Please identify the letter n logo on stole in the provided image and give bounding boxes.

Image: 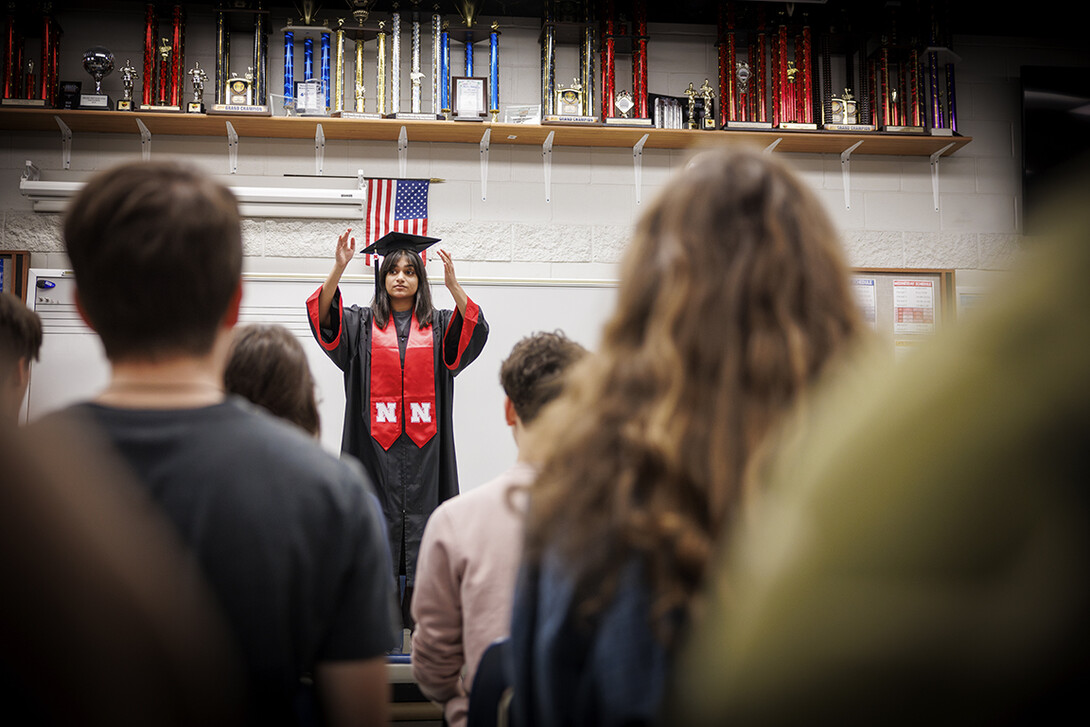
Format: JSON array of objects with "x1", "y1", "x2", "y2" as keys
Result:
[
  {"x1": 376, "y1": 402, "x2": 398, "y2": 424},
  {"x1": 409, "y1": 402, "x2": 432, "y2": 423}
]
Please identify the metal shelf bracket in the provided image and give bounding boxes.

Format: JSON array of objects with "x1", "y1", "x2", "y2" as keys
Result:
[
  {"x1": 54, "y1": 116, "x2": 71, "y2": 170},
  {"x1": 633, "y1": 133, "x2": 649, "y2": 205},
  {"x1": 398, "y1": 126, "x2": 408, "y2": 178},
  {"x1": 840, "y1": 140, "x2": 865, "y2": 209},
  {"x1": 543, "y1": 130, "x2": 555, "y2": 203},
  {"x1": 226, "y1": 121, "x2": 239, "y2": 175},
  {"x1": 136, "y1": 118, "x2": 151, "y2": 160},
  {"x1": 480, "y1": 128, "x2": 491, "y2": 201},
  {"x1": 929, "y1": 142, "x2": 956, "y2": 211}
]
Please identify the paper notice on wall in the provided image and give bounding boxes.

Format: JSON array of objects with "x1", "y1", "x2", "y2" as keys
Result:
[
  {"x1": 851, "y1": 277, "x2": 877, "y2": 329},
  {"x1": 893, "y1": 279, "x2": 935, "y2": 334}
]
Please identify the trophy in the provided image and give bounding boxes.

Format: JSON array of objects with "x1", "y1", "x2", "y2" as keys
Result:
[
  {"x1": 684, "y1": 81, "x2": 698, "y2": 129},
  {"x1": 79, "y1": 46, "x2": 114, "y2": 110},
  {"x1": 187, "y1": 61, "x2": 207, "y2": 113},
  {"x1": 139, "y1": 5, "x2": 184, "y2": 112},
  {"x1": 227, "y1": 67, "x2": 255, "y2": 106},
  {"x1": 209, "y1": 2, "x2": 271, "y2": 116},
  {"x1": 819, "y1": 27, "x2": 874, "y2": 132},
  {"x1": 556, "y1": 79, "x2": 582, "y2": 115},
  {"x1": 1, "y1": 6, "x2": 60, "y2": 108},
  {"x1": 699, "y1": 78, "x2": 716, "y2": 129},
  {"x1": 614, "y1": 90, "x2": 634, "y2": 118},
  {"x1": 545, "y1": 77, "x2": 597, "y2": 124},
  {"x1": 117, "y1": 59, "x2": 138, "y2": 110}
]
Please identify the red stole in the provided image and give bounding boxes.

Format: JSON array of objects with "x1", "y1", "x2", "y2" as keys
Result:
[{"x1": 370, "y1": 312, "x2": 437, "y2": 450}]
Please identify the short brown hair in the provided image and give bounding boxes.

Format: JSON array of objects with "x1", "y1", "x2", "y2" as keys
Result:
[
  {"x1": 63, "y1": 160, "x2": 242, "y2": 361},
  {"x1": 499, "y1": 330, "x2": 587, "y2": 426},
  {"x1": 224, "y1": 324, "x2": 320, "y2": 437},
  {"x1": 0, "y1": 292, "x2": 42, "y2": 374}
]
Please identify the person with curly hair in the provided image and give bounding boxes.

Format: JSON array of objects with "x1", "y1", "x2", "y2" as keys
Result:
[{"x1": 508, "y1": 147, "x2": 864, "y2": 727}]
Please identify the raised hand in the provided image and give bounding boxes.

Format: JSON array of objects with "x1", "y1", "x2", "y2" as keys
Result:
[
  {"x1": 437, "y1": 248, "x2": 468, "y2": 316},
  {"x1": 335, "y1": 228, "x2": 356, "y2": 270}
]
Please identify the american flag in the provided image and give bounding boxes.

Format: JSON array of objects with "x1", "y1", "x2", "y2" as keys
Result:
[{"x1": 364, "y1": 178, "x2": 430, "y2": 266}]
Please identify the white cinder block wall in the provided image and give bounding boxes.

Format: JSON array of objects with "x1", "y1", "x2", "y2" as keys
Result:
[{"x1": 1, "y1": 8, "x2": 1086, "y2": 293}]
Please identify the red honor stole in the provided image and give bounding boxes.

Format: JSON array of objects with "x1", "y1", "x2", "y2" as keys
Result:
[{"x1": 370, "y1": 313, "x2": 437, "y2": 450}]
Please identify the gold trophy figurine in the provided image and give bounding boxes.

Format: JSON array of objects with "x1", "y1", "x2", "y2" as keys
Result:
[
  {"x1": 156, "y1": 37, "x2": 173, "y2": 106},
  {"x1": 699, "y1": 77, "x2": 716, "y2": 129},
  {"x1": 684, "y1": 82, "x2": 698, "y2": 129}
]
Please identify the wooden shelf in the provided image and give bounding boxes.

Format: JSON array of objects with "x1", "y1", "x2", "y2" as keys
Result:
[{"x1": 0, "y1": 108, "x2": 971, "y2": 157}]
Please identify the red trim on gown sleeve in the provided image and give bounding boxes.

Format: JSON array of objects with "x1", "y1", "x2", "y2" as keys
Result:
[
  {"x1": 306, "y1": 285, "x2": 342, "y2": 352},
  {"x1": 444, "y1": 298, "x2": 481, "y2": 371}
]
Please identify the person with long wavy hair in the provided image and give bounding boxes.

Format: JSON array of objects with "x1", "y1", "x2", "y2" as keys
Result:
[{"x1": 508, "y1": 147, "x2": 864, "y2": 727}]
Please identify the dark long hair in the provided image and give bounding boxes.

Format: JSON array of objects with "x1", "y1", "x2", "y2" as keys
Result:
[
  {"x1": 522, "y1": 147, "x2": 862, "y2": 642},
  {"x1": 370, "y1": 249, "x2": 435, "y2": 328}
]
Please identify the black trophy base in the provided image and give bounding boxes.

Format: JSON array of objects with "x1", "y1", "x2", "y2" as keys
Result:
[
  {"x1": 604, "y1": 116, "x2": 654, "y2": 127},
  {"x1": 824, "y1": 123, "x2": 876, "y2": 132},
  {"x1": 1, "y1": 97, "x2": 48, "y2": 107},
  {"x1": 929, "y1": 127, "x2": 955, "y2": 136},
  {"x1": 208, "y1": 103, "x2": 273, "y2": 116},
  {"x1": 79, "y1": 94, "x2": 112, "y2": 110},
  {"x1": 331, "y1": 111, "x2": 386, "y2": 119},
  {"x1": 116, "y1": 99, "x2": 137, "y2": 111},
  {"x1": 186, "y1": 102, "x2": 206, "y2": 114},
  {"x1": 139, "y1": 104, "x2": 181, "y2": 113},
  {"x1": 701, "y1": 118, "x2": 718, "y2": 130},
  {"x1": 884, "y1": 125, "x2": 926, "y2": 134},
  {"x1": 393, "y1": 112, "x2": 446, "y2": 121},
  {"x1": 543, "y1": 114, "x2": 601, "y2": 125},
  {"x1": 728, "y1": 120, "x2": 775, "y2": 130}
]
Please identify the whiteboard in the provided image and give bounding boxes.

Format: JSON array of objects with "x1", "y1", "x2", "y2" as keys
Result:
[{"x1": 24, "y1": 269, "x2": 617, "y2": 493}]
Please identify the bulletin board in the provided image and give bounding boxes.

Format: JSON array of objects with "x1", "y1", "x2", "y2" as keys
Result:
[
  {"x1": 850, "y1": 268, "x2": 955, "y2": 357},
  {"x1": 0, "y1": 251, "x2": 31, "y2": 301}
]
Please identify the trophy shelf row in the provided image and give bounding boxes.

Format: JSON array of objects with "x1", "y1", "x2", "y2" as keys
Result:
[{"x1": 0, "y1": 108, "x2": 971, "y2": 157}]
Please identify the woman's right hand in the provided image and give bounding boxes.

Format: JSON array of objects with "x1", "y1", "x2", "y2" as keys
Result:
[{"x1": 335, "y1": 228, "x2": 356, "y2": 270}]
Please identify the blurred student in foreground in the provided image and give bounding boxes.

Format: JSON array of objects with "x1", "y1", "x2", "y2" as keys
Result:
[
  {"x1": 1, "y1": 415, "x2": 245, "y2": 726},
  {"x1": 411, "y1": 330, "x2": 588, "y2": 727},
  {"x1": 53, "y1": 159, "x2": 398, "y2": 727},
  {"x1": 668, "y1": 173, "x2": 1090, "y2": 725},
  {"x1": 507, "y1": 147, "x2": 864, "y2": 727},
  {"x1": 0, "y1": 291, "x2": 42, "y2": 424}
]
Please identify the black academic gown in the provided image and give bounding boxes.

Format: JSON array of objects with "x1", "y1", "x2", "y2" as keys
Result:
[{"x1": 307, "y1": 287, "x2": 488, "y2": 584}]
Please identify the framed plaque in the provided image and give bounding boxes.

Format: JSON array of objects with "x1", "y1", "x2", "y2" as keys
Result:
[{"x1": 452, "y1": 76, "x2": 487, "y2": 121}]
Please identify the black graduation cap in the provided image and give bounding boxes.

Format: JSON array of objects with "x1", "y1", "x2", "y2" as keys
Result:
[{"x1": 360, "y1": 231, "x2": 441, "y2": 291}]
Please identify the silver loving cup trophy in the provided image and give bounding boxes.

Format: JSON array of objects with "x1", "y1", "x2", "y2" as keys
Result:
[
  {"x1": 81, "y1": 46, "x2": 115, "y2": 109},
  {"x1": 82, "y1": 46, "x2": 114, "y2": 95}
]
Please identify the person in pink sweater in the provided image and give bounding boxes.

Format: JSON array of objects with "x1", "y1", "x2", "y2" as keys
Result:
[{"x1": 410, "y1": 330, "x2": 588, "y2": 727}]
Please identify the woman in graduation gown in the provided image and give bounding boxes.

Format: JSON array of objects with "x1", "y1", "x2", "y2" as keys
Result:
[{"x1": 307, "y1": 229, "x2": 488, "y2": 625}]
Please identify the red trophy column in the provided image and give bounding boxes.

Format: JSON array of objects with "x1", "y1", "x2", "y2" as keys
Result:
[
  {"x1": 632, "y1": 0, "x2": 648, "y2": 119},
  {"x1": 600, "y1": 0, "x2": 616, "y2": 120},
  {"x1": 141, "y1": 3, "x2": 157, "y2": 107}
]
